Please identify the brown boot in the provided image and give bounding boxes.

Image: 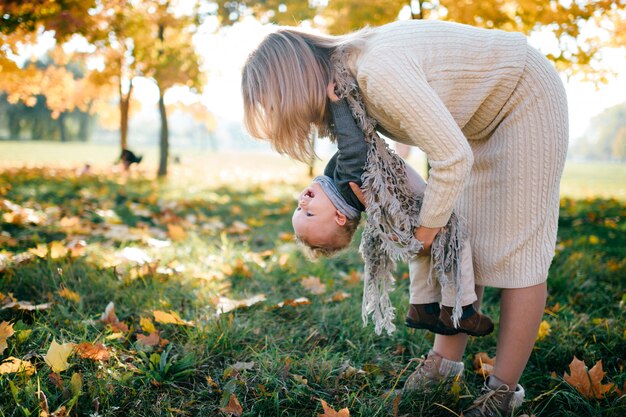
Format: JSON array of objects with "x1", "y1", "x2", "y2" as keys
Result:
[
  {"x1": 461, "y1": 375, "x2": 525, "y2": 417},
  {"x1": 439, "y1": 305, "x2": 494, "y2": 337},
  {"x1": 405, "y1": 302, "x2": 441, "y2": 333},
  {"x1": 403, "y1": 349, "x2": 464, "y2": 391}
]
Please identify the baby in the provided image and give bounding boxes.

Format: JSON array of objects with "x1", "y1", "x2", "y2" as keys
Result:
[{"x1": 292, "y1": 86, "x2": 493, "y2": 337}]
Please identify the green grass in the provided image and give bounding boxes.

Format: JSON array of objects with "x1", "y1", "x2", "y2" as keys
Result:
[{"x1": 0, "y1": 146, "x2": 625, "y2": 416}]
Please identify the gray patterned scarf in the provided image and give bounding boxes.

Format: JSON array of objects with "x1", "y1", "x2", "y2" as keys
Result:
[{"x1": 331, "y1": 50, "x2": 467, "y2": 335}]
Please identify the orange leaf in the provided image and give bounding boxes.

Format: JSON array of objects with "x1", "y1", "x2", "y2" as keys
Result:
[
  {"x1": 167, "y1": 224, "x2": 187, "y2": 241},
  {"x1": 56, "y1": 288, "x2": 81, "y2": 303},
  {"x1": 473, "y1": 352, "x2": 496, "y2": 377},
  {"x1": 100, "y1": 302, "x2": 129, "y2": 333},
  {"x1": 153, "y1": 310, "x2": 194, "y2": 326},
  {"x1": 301, "y1": 276, "x2": 326, "y2": 295},
  {"x1": 0, "y1": 321, "x2": 14, "y2": 355},
  {"x1": 341, "y1": 270, "x2": 361, "y2": 285},
  {"x1": 75, "y1": 342, "x2": 110, "y2": 361},
  {"x1": 275, "y1": 297, "x2": 311, "y2": 308},
  {"x1": 563, "y1": 356, "x2": 614, "y2": 399},
  {"x1": 319, "y1": 399, "x2": 350, "y2": 417},
  {"x1": 220, "y1": 393, "x2": 243, "y2": 416}
]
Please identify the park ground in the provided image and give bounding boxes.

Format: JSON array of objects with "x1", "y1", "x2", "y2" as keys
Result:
[{"x1": 0, "y1": 141, "x2": 624, "y2": 416}]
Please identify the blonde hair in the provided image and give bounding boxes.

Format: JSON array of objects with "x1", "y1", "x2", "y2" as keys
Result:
[
  {"x1": 242, "y1": 27, "x2": 371, "y2": 162},
  {"x1": 296, "y1": 215, "x2": 361, "y2": 260}
]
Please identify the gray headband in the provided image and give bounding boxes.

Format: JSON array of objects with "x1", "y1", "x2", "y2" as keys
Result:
[{"x1": 312, "y1": 175, "x2": 360, "y2": 221}]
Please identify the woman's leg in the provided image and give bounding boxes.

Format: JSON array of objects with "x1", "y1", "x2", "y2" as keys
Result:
[
  {"x1": 433, "y1": 285, "x2": 484, "y2": 361},
  {"x1": 493, "y1": 283, "x2": 547, "y2": 388}
]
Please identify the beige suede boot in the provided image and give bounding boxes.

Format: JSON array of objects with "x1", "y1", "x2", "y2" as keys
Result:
[
  {"x1": 403, "y1": 349, "x2": 464, "y2": 391},
  {"x1": 461, "y1": 375, "x2": 525, "y2": 417}
]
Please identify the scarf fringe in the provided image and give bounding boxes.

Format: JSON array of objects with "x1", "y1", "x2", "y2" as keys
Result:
[{"x1": 332, "y1": 50, "x2": 467, "y2": 335}]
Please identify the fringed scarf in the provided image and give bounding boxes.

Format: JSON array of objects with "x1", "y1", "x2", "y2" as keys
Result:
[{"x1": 331, "y1": 51, "x2": 467, "y2": 335}]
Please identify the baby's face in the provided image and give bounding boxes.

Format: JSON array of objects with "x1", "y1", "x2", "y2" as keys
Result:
[{"x1": 292, "y1": 182, "x2": 341, "y2": 246}]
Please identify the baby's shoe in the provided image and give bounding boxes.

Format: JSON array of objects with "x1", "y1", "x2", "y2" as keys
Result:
[
  {"x1": 403, "y1": 349, "x2": 464, "y2": 391},
  {"x1": 461, "y1": 375, "x2": 525, "y2": 417},
  {"x1": 405, "y1": 302, "x2": 441, "y2": 333},
  {"x1": 439, "y1": 305, "x2": 494, "y2": 337}
]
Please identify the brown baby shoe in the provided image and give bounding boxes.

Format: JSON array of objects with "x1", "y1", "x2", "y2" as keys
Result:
[
  {"x1": 405, "y1": 302, "x2": 441, "y2": 333},
  {"x1": 439, "y1": 305, "x2": 494, "y2": 337}
]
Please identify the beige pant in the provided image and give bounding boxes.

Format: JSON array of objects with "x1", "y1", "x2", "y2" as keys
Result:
[{"x1": 408, "y1": 241, "x2": 477, "y2": 307}]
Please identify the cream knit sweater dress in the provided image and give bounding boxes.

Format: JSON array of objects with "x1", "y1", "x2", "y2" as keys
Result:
[{"x1": 349, "y1": 20, "x2": 568, "y2": 288}]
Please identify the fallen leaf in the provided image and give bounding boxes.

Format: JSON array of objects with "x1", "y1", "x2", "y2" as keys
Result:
[
  {"x1": 136, "y1": 332, "x2": 161, "y2": 347},
  {"x1": 279, "y1": 232, "x2": 294, "y2": 242},
  {"x1": 292, "y1": 374, "x2": 308, "y2": 385},
  {"x1": 473, "y1": 352, "x2": 496, "y2": 377},
  {"x1": 66, "y1": 239, "x2": 87, "y2": 257},
  {"x1": 1, "y1": 300, "x2": 52, "y2": 311},
  {"x1": 100, "y1": 302, "x2": 129, "y2": 333},
  {"x1": 301, "y1": 276, "x2": 326, "y2": 295},
  {"x1": 153, "y1": 310, "x2": 194, "y2": 326},
  {"x1": 275, "y1": 297, "x2": 311, "y2": 308},
  {"x1": 0, "y1": 321, "x2": 14, "y2": 354},
  {"x1": 75, "y1": 342, "x2": 110, "y2": 361},
  {"x1": 319, "y1": 399, "x2": 350, "y2": 417},
  {"x1": 70, "y1": 372, "x2": 82, "y2": 396},
  {"x1": 220, "y1": 393, "x2": 243, "y2": 416},
  {"x1": 327, "y1": 291, "x2": 351, "y2": 303},
  {"x1": 563, "y1": 356, "x2": 614, "y2": 399},
  {"x1": 214, "y1": 294, "x2": 266, "y2": 315},
  {"x1": 29, "y1": 243, "x2": 48, "y2": 258},
  {"x1": 140, "y1": 317, "x2": 157, "y2": 334},
  {"x1": 0, "y1": 356, "x2": 35, "y2": 375},
  {"x1": 341, "y1": 270, "x2": 362, "y2": 285},
  {"x1": 536, "y1": 320, "x2": 551, "y2": 341},
  {"x1": 119, "y1": 247, "x2": 152, "y2": 265},
  {"x1": 56, "y1": 288, "x2": 81, "y2": 303},
  {"x1": 44, "y1": 339, "x2": 75, "y2": 373},
  {"x1": 49, "y1": 241, "x2": 68, "y2": 259},
  {"x1": 227, "y1": 221, "x2": 250, "y2": 235},
  {"x1": 167, "y1": 224, "x2": 187, "y2": 241}
]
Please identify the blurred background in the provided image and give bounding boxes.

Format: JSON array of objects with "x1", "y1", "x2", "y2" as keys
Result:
[{"x1": 0, "y1": 0, "x2": 625, "y2": 196}]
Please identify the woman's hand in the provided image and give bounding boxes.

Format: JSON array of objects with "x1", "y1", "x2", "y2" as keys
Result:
[
  {"x1": 349, "y1": 182, "x2": 366, "y2": 207},
  {"x1": 327, "y1": 82, "x2": 340, "y2": 102},
  {"x1": 414, "y1": 226, "x2": 441, "y2": 254}
]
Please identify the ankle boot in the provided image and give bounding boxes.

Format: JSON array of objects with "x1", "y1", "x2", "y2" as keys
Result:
[
  {"x1": 462, "y1": 375, "x2": 525, "y2": 417},
  {"x1": 439, "y1": 305, "x2": 494, "y2": 337},
  {"x1": 405, "y1": 302, "x2": 441, "y2": 333}
]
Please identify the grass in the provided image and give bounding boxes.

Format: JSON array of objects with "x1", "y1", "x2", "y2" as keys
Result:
[{"x1": 0, "y1": 144, "x2": 625, "y2": 416}]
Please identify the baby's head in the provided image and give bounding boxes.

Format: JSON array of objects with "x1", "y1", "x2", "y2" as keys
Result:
[{"x1": 292, "y1": 176, "x2": 361, "y2": 259}]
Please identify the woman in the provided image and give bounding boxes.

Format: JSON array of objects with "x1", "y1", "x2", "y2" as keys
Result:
[{"x1": 242, "y1": 19, "x2": 568, "y2": 417}]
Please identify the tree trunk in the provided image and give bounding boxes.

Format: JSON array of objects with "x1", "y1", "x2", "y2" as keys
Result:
[
  {"x1": 58, "y1": 113, "x2": 67, "y2": 142},
  {"x1": 157, "y1": 89, "x2": 169, "y2": 177},
  {"x1": 8, "y1": 107, "x2": 21, "y2": 140},
  {"x1": 119, "y1": 81, "x2": 133, "y2": 151},
  {"x1": 78, "y1": 103, "x2": 93, "y2": 142}
]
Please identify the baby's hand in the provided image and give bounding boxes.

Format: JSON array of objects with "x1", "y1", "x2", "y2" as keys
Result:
[
  {"x1": 327, "y1": 82, "x2": 340, "y2": 102},
  {"x1": 349, "y1": 182, "x2": 366, "y2": 207}
]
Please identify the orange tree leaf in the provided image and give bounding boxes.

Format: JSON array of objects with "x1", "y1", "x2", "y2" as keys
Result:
[
  {"x1": 56, "y1": 288, "x2": 81, "y2": 303},
  {"x1": 319, "y1": 399, "x2": 350, "y2": 417},
  {"x1": 136, "y1": 332, "x2": 161, "y2": 347},
  {"x1": 301, "y1": 276, "x2": 326, "y2": 295},
  {"x1": 153, "y1": 310, "x2": 194, "y2": 326},
  {"x1": 0, "y1": 321, "x2": 15, "y2": 355},
  {"x1": 563, "y1": 356, "x2": 615, "y2": 399},
  {"x1": 167, "y1": 224, "x2": 187, "y2": 241},
  {"x1": 75, "y1": 342, "x2": 110, "y2": 361},
  {"x1": 220, "y1": 393, "x2": 243, "y2": 416}
]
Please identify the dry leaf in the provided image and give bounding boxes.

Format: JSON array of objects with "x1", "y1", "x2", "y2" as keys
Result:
[
  {"x1": 327, "y1": 291, "x2": 351, "y2": 303},
  {"x1": 140, "y1": 317, "x2": 157, "y2": 334},
  {"x1": 136, "y1": 332, "x2": 162, "y2": 347},
  {"x1": 473, "y1": 352, "x2": 496, "y2": 377},
  {"x1": 279, "y1": 232, "x2": 294, "y2": 242},
  {"x1": 1, "y1": 300, "x2": 52, "y2": 311},
  {"x1": 319, "y1": 399, "x2": 350, "y2": 417},
  {"x1": 44, "y1": 339, "x2": 75, "y2": 373},
  {"x1": 75, "y1": 342, "x2": 110, "y2": 361},
  {"x1": 301, "y1": 276, "x2": 326, "y2": 295},
  {"x1": 29, "y1": 243, "x2": 48, "y2": 258},
  {"x1": 227, "y1": 221, "x2": 250, "y2": 235},
  {"x1": 0, "y1": 321, "x2": 14, "y2": 354},
  {"x1": 563, "y1": 356, "x2": 614, "y2": 399},
  {"x1": 215, "y1": 294, "x2": 266, "y2": 315},
  {"x1": 153, "y1": 310, "x2": 194, "y2": 326},
  {"x1": 56, "y1": 288, "x2": 81, "y2": 303},
  {"x1": 167, "y1": 224, "x2": 187, "y2": 241},
  {"x1": 66, "y1": 239, "x2": 87, "y2": 257},
  {"x1": 49, "y1": 241, "x2": 68, "y2": 259},
  {"x1": 0, "y1": 356, "x2": 35, "y2": 375},
  {"x1": 220, "y1": 393, "x2": 243, "y2": 416},
  {"x1": 341, "y1": 270, "x2": 362, "y2": 285},
  {"x1": 100, "y1": 302, "x2": 129, "y2": 333},
  {"x1": 275, "y1": 297, "x2": 311, "y2": 308}
]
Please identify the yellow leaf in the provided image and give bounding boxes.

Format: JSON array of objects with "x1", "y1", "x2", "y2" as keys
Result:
[
  {"x1": 279, "y1": 232, "x2": 294, "y2": 242},
  {"x1": 29, "y1": 244, "x2": 48, "y2": 258},
  {"x1": 0, "y1": 321, "x2": 14, "y2": 355},
  {"x1": 319, "y1": 399, "x2": 350, "y2": 417},
  {"x1": 536, "y1": 320, "x2": 551, "y2": 341},
  {"x1": 49, "y1": 241, "x2": 68, "y2": 259},
  {"x1": 167, "y1": 224, "x2": 187, "y2": 241},
  {"x1": 44, "y1": 339, "x2": 75, "y2": 373},
  {"x1": 301, "y1": 276, "x2": 326, "y2": 295},
  {"x1": 140, "y1": 317, "x2": 157, "y2": 334},
  {"x1": 0, "y1": 356, "x2": 35, "y2": 375},
  {"x1": 153, "y1": 310, "x2": 194, "y2": 326},
  {"x1": 563, "y1": 356, "x2": 614, "y2": 399},
  {"x1": 56, "y1": 288, "x2": 81, "y2": 303}
]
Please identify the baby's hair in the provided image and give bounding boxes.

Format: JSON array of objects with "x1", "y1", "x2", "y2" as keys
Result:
[{"x1": 296, "y1": 215, "x2": 361, "y2": 260}]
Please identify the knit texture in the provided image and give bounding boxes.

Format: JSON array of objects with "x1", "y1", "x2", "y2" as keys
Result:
[
  {"x1": 332, "y1": 50, "x2": 466, "y2": 336},
  {"x1": 342, "y1": 20, "x2": 568, "y2": 290}
]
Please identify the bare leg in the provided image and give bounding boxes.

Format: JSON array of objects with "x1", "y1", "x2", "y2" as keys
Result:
[
  {"x1": 493, "y1": 283, "x2": 547, "y2": 388},
  {"x1": 433, "y1": 285, "x2": 484, "y2": 361}
]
